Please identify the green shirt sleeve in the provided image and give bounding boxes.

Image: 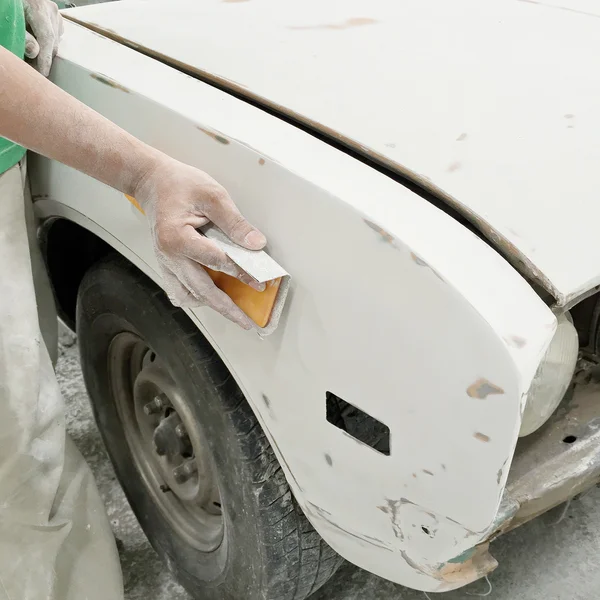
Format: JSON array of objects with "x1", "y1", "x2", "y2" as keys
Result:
[{"x1": 0, "y1": 0, "x2": 27, "y2": 174}]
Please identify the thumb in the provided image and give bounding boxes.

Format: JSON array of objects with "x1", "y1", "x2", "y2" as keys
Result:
[
  {"x1": 25, "y1": 32, "x2": 40, "y2": 59},
  {"x1": 205, "y1": 191, "x2": 267, "y2": 250}
]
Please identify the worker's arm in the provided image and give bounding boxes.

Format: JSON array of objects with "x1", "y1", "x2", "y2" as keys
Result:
[{"x1": 0, "y1": 45, "x2": 267, "y2": 329}]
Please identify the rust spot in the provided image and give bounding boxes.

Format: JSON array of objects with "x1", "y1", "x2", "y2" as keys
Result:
[
  {"x1": 505, "y1": 335, "x2": 527, "y2": 349},
  {"x1": 422, "y1": 469, "x2": 434, "y2": 476},
  {"x1": 258, "y1": 158, "x2": 266, "y2": 166},
  {"x1": 474, "y1": 432, "x2": 491, "y2": 443},
  {"x1": 196, "y1": 126, "x2": 230, "y2": 145},
  {"x1": 456, "y1": 132, "x2": 468, "y2": 142},
  {"x1": 467, "y1": 378, "x2": 505, "y2": 399},
  {"x1": 289, "y1": 17, "x2": 378, "y2": 31},
  {"x1": 324, "y1": 453, "x2": 333, "y2": 466},
  {"x1": 364, "y1": 219, "x2": 395, "y2": 244},
  {"x1": 447, "y1": 161, "x2": 461, "y2": 173},
  {"x1": 90, "y1": 73, "x2": 130, "y2": 93}
]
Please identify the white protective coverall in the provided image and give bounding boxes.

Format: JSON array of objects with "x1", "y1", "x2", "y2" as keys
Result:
[{"x1": 0, "y1": 162, "x2": 125, "y2": 599}]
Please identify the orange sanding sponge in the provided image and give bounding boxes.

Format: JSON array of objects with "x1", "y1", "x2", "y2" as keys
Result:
[
  {"x1": 204, "y1": 268, "x2": 282, "y2": 329},
  {"x1": 201, "y1": 225, "x2": 290, "y2": 335}
]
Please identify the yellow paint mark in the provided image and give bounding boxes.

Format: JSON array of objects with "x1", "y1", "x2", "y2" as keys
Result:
[{"x1": 125, "y1": 194, "x2": 145, "y2": 214}]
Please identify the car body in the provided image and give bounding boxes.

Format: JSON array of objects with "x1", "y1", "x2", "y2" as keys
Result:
[{"x1": 30, "y1": 0, "x2": 600, "y2": 594}]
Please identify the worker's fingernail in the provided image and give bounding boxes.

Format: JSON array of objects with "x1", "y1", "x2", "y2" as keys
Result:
[{"x1": 244, "y1": 230, "x2": 267, "y2": 249}]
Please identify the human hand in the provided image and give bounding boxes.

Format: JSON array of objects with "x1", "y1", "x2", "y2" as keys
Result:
[
  {"x1": 23, "y1": 0, "x2": 63, "y2": 77},
  {"x1": 134, "y1": 157, "x2": 267, "y2": 329}
]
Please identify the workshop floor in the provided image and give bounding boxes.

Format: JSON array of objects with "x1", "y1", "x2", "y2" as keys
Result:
[{"x1": 58, "y1": 338, "x2": 600, "y2": 600}]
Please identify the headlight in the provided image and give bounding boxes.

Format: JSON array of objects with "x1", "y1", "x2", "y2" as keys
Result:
[{"x1": 519, "y1": 313, "x2": 578, "y2": 437}]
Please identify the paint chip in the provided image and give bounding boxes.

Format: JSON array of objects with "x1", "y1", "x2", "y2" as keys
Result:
[
  {"x1": 90, "y1": 73, "x2": 130, "y2": 93},
  {"x1": 474, "y1": 432, "x2": 491, "y2": 443},
  {"x1": 258, "y1": 158, "x2": 266, "y2": 165},
  {"x1": 364, "y1": 219, "x2": 395, "y2": 244},
  {"x1": 410, "y1": 252, "x2": 428, "y2": 267},
  {"x1": 196, "y1": 125, "x2": 230, "y2": 145},
  {"x1": 289, "y1": 17, "x2": 377, "y2": 31},
  {"x1": 467, "y1": 378, "x2": 505, "y2": 399},
  {"x1": 505, "y1": 335, "x2": 527, "y2": 349}
]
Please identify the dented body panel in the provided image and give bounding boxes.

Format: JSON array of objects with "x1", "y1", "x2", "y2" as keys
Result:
[
  {"x1": 32, "y1": 15, "x2": 577, "y2": 593},
  {"x1": 65, "y1": 0, "x2": 600, "y2": 307}
]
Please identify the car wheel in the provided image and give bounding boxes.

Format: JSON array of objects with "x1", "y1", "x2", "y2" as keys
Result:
[{"x1": 76, "y1": 255, "x2": 342, "y2": 600}]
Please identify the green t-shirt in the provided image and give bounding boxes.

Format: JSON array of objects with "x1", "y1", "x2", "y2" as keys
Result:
[{"x1": 0, "y1": 0, "x2": 26, "y2": 174}]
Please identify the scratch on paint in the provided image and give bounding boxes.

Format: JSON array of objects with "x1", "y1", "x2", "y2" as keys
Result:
[
  {"x1": 289, "y1": 17, "x2": 378, "y2": 31},
  {"x1": 377, "y1": 498, "x2": 408, "y2": 540},
  {"x1": 517, "y1": 0, "x2": 600, "y2": 19},
  {"x1": 422, "y1": 469, "x2": 434, "y2": 476},
  {"x1": 196, "y1": 126, "x2": 230, "y2": 145},
  {"x1": 308, "y1": 502, "x2": 392, "y2": 550},
  {"x1": 467, "y1": 378, "x2": 505, "y2": 399},
  {"x1": 90, "y1": 73, "x2": 130, "y2": 93}
]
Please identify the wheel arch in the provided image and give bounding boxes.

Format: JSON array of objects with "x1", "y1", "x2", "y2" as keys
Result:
[{"x1": 39, "y1": 217, "x2": 114, "y2": 329}]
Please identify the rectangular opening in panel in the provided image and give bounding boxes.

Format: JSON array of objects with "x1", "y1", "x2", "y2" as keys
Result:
[{"x1": 326, "y1": 391, "x2": 390, "y2": 456}]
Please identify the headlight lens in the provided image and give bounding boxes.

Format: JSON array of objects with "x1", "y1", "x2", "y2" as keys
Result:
[{"x1": 519, "y1": 313, "x2": 578, "y2": 437}]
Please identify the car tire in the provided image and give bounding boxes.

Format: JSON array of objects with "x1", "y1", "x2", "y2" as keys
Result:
[{"x1": 76, "y1": 254, "x2": 342, "y2": 600}]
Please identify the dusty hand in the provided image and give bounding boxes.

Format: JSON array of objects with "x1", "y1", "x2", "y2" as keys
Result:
[
  {"x1": 23, "y1": 0, "x2": 63, "y2": 77},
  {"x1": 135, "y1": 158, "x2": 267, "y2": 329}
]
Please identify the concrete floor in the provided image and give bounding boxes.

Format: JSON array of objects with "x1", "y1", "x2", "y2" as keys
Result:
[{"x1": 57, "y1": 338, "x2": 600, "y2": 600}]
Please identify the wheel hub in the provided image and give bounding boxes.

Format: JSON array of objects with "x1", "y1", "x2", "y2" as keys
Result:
[{"x1": 108, "y1": 332, "x2": 224, "y2": 551}]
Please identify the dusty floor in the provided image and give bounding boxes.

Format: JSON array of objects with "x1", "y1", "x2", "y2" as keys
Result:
[{"x1": 58, "y1": 338, "x2": 600, "y2": 600}]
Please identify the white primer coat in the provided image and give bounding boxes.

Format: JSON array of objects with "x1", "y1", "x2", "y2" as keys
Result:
[
  {"x1": 31, "y1": 23, "x2": 557, "y2": 591},
  {"x1": 68, "y1": 0, "x2": 600, "y2": 306}
]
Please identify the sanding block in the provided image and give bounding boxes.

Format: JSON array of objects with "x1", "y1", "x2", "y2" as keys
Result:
[
  {"x1": 201, "y1": 225, "x2": 290, "y2": 335},
  {"x1": 125, "y1": 194, "x2": 289, "y2": 334}
]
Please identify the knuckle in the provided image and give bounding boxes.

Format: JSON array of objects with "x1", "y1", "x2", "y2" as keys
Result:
[
  {"x1": 155, "y1": 225, "x2": 177, "y2": 254},
  {"x1": 203, "y1": 183, "x2": 228, "y2": 206}
]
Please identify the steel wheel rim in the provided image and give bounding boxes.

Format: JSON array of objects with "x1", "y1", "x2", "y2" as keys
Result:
[{"x1": 107, "y1": 332, "x2": 224, "y2": 552}]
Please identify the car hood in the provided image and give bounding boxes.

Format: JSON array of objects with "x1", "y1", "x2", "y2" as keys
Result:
[{"x1": 66, "y1": 0, "x2": 600, "y2": 306}]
